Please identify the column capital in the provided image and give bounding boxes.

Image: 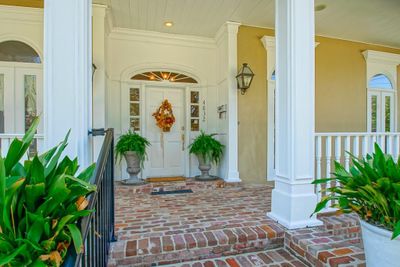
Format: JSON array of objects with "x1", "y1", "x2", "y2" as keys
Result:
[{"x1": 93, "y1": 4, "x2": 107, "y2": 18}]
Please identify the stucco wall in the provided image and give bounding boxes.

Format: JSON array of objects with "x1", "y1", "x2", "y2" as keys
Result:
[
  {"x1": 237, "y1": 25, "x2": 400, "y2": 183},
  {"x1": 237, "y1": 26, "x2": 274, "y2": 183}
]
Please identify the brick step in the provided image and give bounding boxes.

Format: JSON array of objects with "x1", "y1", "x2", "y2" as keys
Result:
[
  {"x1": 285, "y1": 213, "x2": 365, "y2": 267},
  {"x1": 162, "y1": 248, "x2": 308, "y2": 267},
  {"x1": 108, "y1": 224, "x2": 285, "y2": 267},
  {"x1": 115, "y1": 178, "x2": 239, "y2": 195}
]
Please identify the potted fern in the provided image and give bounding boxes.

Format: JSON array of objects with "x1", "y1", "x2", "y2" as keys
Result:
[
  {"x1": 189, "y1": 131, "x2": 224, "y2": 180},
  {"x1": 116, "y1": 131, "x2": 150, "y2": 184},
  {"x1": 312, "y1": 144, "x2": 400, "y2": 267},
  {"x1": 0, "y1": 117, "x2": 96, "y2": 266}
]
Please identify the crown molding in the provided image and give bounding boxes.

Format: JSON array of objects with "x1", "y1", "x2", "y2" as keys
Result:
[
  {"x1": 214, "y1": 21, "x2": 241, "y2": 45},
  {"x1": 109, "y1": 27, "x2": 217, "y2": 50},
  {"x1": 362, "y1": 50, "x2": 400, "y2": 65},
  {"x1": 0, "y1": 5, "x2": 43, "y2": 24},
  {"x1": 260, "y1": 35, "x2": 320, "y2": 51}
]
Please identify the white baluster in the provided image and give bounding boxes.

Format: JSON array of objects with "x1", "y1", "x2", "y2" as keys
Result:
[
  {"x1": 352, "y1": 135, "x2": 360, "y2": 159},
  {"x1": 326, "y1": 136, "x2": 332, "y2": 179},
  {"x1": 394, "y1": 135, "x2": 400, "y2": 162},
  {"x1": 315, "y1": 136, "x2": 322, "y2": 201},
  {"x1": 378, "y1": 134, "x2": 385, "y2": 152},
  {"x1": 1, "y1": 138, "x2": 10, "y2": 157},
  {"x1": 344, "y1": 136, "x2": 350, "y2": 171},
  {"x1": 371, "y1": 135, "x2": 377, "y2": 152},
  {"x1": 362, "y1": 135, "x2": 368, "y2": 157},
  {"x1": 387, "y1": 135, "x2": 393, "y2": 156}
]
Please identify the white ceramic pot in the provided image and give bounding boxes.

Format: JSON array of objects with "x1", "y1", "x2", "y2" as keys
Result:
[{"x1": 360, "y1": 220, "x2": 400, "y2": 267}]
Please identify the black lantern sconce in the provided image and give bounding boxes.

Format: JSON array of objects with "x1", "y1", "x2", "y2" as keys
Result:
[{"x1": 236, "y1": 63, "x2": 255, "y2": 95}]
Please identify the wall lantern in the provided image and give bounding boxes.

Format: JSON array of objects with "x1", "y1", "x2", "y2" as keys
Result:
[{"x1": 236, "y1": 63, "x2": 255, "y2": 95}]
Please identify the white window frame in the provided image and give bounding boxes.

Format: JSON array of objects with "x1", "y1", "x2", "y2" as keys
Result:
[{"x1": 363, "y1": 50, "x2": 400, "y2": 133}]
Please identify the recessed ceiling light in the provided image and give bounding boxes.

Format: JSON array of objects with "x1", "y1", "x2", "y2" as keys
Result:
[
  {"x1": 164, "y1": 21, "x2": 174, "y2": 27},
  {"x1": 315, "y1": 4, "x2": 327, "y2": 12}
]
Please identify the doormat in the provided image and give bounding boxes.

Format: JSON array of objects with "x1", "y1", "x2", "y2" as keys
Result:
[
  {"x1": 146, "y1": 176, "x2": 186, "y2": 183},
  {"x1": 151, "y1": 189, "x2": 193, "y2": 195}
]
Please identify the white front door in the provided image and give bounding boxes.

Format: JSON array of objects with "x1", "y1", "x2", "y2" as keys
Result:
[{"x1": 146, "y1": 87, "x2": 185, "y2": 177}]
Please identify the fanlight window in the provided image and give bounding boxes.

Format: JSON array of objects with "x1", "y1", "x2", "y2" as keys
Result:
[
  {"x1": 0, "y1": 41, "x2": 41, "y2": 63},
  {"x1": 131, "y1": 71, "x2": 197, "y2": 84},
  {"x1": 368, "y1": 74, "x2": 392, "y2": 89}
]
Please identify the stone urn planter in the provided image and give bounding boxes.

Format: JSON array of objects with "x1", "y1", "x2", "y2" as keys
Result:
[
  {"x1": 195, "y1": 154, "x2": 217, "y2": 181},
  {"x1": 360, "y1": 220, "x2": 400, "y2": 267},
  {"x1": 189, "y1": 132, "x2": 224, "y2": 181},
  {"x1": 122, "y1": 151, "x2": 144, "y2": 185},
  {"x1": 116, "y1": 130, "x2": 150, "y2": 185}
]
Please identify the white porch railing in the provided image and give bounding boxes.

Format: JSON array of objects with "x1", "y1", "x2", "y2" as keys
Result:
[
  {"x1": 315, "y1": 132, "x2": 400, "y2": 208},
  {"x1": 0, "y1": 134, "x2": 44, "y2": 159}
]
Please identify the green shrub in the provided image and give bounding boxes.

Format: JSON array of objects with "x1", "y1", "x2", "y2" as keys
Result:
[
  {"x1": 0, "y1": 117, "x2": 96, "y2": 266},
  {"x1": 115, "y1": 131, "x2": 150, "y2": 164},
  {"x1": 189, "y1": 131, "x2": 224, "y2": 164},
  {"x1": 312, "y1": 143, "x2": 400, "y2": 239}
]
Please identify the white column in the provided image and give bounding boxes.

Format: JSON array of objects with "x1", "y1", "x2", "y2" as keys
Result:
[
  {"x1": 267, "y1": 0, "x2": 322, "y2": 228},
  {"x1": 225, "y1": 22, "x2": 241, "y2": 182},
  {"x1": 44, "y1": 0, "x2": 92, "y2": 167},
  {"x1": 92, "y1": 4, "x2": 107, "y2": 159}
]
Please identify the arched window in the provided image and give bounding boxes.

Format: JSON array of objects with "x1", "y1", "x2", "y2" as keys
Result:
[
  {"x1": 367, "y1": 74, "x2": 395, "y2": 132},
  {"x1": 131, "y1": 71, "x2": 197, "y2": 84},
  {"x1": 0, "y1": 41, "x2": 41, "y2": 63},
  {"x1": 368, "y1": 74, "x2": 393, "y2": 89}
]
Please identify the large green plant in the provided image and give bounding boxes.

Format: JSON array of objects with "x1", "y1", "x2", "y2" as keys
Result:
[
  {"x1": 115, "y1": 131, "x2": 150, "y2": 163},
  {"x1": 0, "y1": 118, "x2": 96, "y2": 266},
  {"x1": 189, "y1": 131, "x2": 224, "y2": 164},
  {"x1": 312, "y1": 143, "x2": 400, "y2": 239}
]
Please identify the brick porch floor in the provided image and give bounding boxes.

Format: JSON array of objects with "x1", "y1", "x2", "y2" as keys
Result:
[{"x1": 108, "y1": 179, "x2": 365, "y2": 267}]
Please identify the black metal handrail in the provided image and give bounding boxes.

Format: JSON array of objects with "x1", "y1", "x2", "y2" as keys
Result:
[{"x1": 64, "y1": 128, "x2": 116, "y2": 267}]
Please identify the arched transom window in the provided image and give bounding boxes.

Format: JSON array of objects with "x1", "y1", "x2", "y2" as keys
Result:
[
  {"x1": 367, "y1": 73, "x2": 395, "y2": 132},
  {"x1": 0, "y1": 41, "x2": 41, "y2": 63},
  {"x1": 131, "y1": 71, "x2": 197, "y2": 84}
]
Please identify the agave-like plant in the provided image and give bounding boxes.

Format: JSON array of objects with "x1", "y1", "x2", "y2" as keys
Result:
[
  {"x1": 312, "y1": 143, "x2": 400, "y2": 239},
  {"x1": 0, "y1": 117, "x2": 96, "y2": 266}
]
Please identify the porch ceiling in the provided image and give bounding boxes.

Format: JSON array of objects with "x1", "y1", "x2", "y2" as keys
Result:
[{"x1": 95, "y1": 0, "x2": 400, "y2": 48}]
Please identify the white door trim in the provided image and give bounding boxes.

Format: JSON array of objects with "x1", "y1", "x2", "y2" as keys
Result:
[{"x1": 122, "y1": 81, "x2": 194, "y2": 179}]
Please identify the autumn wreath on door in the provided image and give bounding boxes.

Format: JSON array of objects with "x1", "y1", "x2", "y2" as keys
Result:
[{"x1": 152, "y1": 99, "x2": 176, "y2": 132}]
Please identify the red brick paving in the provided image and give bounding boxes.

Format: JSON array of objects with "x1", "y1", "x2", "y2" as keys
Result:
[
  {"x1": 108, "y1": 179, "x2": 366, "y2": 266},
  {"x1": 163, "y1": 249, "x2": 308, "y2": 267}
]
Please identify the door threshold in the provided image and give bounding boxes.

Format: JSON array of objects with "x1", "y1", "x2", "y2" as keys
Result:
[{"x1": 146, "y1": 176, "x2": 186, "y2": 183}]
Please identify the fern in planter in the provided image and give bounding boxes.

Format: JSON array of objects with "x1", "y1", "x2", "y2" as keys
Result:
[
  {"x1": 189, "y1": 131, "x2": 224, "y2": 164},
  {"x1": 312, "y1": 143, "x2": 400, "y2": 239},
  {"x1": 115, "y1": 131, "x2": 150, "y2": 165},
  {"x1": 0, "y1": 117, "x2": 96, "y2": 266}
]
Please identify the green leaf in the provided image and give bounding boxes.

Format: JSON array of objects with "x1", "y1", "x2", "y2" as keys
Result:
[
  {"x1": 67, "y1": 224, "x2": 83, "y2": 254},
  {"x1": 77, "y1": 163, "x2": 96, "y2": 182},
  {"x1": 0, "y1": 244, "x2": 27, "y2": 265},
  {"x1": 25, "y1": 183, "x2": 45, "y2": 211},
  {"x1": 392, "y1": 221, "x2": 400, "y2": 239},
  {"x1": 30, "y1": 156, "x2": 45, "y2": 184},
  {"x1": 312, "y1": 198, "x2": 330, "y2": 215},
  {"x1": 44, "y1": 130, "x2": 71, "y2": 178}
]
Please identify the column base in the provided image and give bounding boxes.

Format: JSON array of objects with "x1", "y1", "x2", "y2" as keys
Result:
[
  {"x1": 268, "y1": 182, "x2": 323, "y2": 229},
  {"x1": 224, "y1": 170, "x2": 241, "y2": 183}
]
